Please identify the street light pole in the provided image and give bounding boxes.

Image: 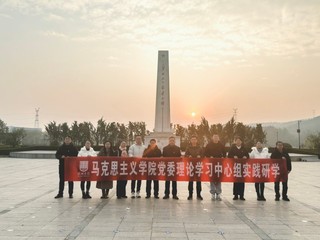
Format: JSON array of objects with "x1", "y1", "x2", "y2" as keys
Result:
[{"x1": 297, "y1": 120, "x2": 301, "y2": 149}]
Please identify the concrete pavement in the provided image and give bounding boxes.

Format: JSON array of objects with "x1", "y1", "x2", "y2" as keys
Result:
[{"x1": 0, "y1": 158, "x2": 319, "y2": 240}]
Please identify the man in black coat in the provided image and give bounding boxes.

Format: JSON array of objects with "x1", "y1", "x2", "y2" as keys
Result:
[
  {"x1": 227, "y1": 136, "x2": 249, "y2": 200},
  {"x1": 185, "y1": 135, "x2": 204, "y2": 200},
  {"x1": 54, "y1": 136, "x2": 78, "y2": 198},
  {"x1": 271, "y1": 141, "x2": 292, "y2": 201},
  {"x1": 163, "y1": 136, "x2": 181, "y2": 200},
  {"x1": 143, "y1": 139, "x2": 162, "y2": 199},
  {"x1": 204, "y1": 134, "x2": 226, "y2": 201}
]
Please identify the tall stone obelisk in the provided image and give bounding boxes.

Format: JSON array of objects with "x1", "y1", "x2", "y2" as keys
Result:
[
  {"x1": 154, "y1": 50, "x2": 171, "y2": 133},
  {"x1": 145, "y1": 50, "x2": 180, "y2": 149}
]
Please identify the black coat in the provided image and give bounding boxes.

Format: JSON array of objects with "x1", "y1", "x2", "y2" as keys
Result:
[
  {"x1": 271, "y1": 149, "x2": 292, "y2": 172},
  {"x1": 98, "y1": 147, "x2": 116, "y2": 157},
  {"x1": 227, "y1": 145, "x2": 249, "y2": 158},
  {"x1": 185, "y1": 145, "x2": 203, "y2": 158},
  {"x1": 143, "y1": 145, "x2": 162, "y2": 158},
  {"x1": 55, "y1": 143, "x2": 78, "y2": 161},
  {"x1": 204, "y1": 142, "x2": 226, "y2": 158},
  {"x1": 162, "y1": 144, "x2": 181, "y2": 157}
]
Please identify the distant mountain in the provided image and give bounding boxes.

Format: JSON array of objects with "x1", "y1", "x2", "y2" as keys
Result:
[{"x1": 253, "y1": 116, "x2": 320, "y2": 147}]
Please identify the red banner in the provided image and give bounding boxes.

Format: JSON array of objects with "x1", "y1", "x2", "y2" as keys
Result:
[{"x1": 64, "y1": 157, "x2": 288, "y2": 182}]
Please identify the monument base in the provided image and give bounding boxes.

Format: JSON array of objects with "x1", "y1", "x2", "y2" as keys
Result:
[{"x1": 144, "y1": 132, "x2": 180, "y2": 150}]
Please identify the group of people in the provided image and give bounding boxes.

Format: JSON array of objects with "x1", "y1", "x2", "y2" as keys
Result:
[{"x1": 54, "y1": 134, "x2": 292, "y2": 202}]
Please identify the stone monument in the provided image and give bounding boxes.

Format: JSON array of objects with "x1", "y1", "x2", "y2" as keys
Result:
[{"x1": 145, "y1": 50, "x2": 180, "y2": 149}]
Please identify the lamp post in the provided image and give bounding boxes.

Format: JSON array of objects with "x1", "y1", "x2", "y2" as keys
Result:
[{"x1": 297, "y1": 120, "x2": 301, "y2": 149}]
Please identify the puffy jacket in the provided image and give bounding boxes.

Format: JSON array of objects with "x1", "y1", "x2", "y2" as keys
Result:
[
  {"x1": 78, "y1": 146, "x2": 97, "y2": 157},
  {"x1": 249, "y1": 147, "x2": 270, "y2": 159}
]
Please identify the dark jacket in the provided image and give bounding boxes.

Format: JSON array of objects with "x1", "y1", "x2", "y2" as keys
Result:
[
  {"x1": 204, "y1": 142, "x2": 226, "y2": 158},
  {"x1": 143, "y1": 145, "x2": 162, "y2": 158},
  {"x1": 98, "y1": 147, "x2": 116, "y2": 157},
  {"x1": 227, "y1": 144, "x2": 249, "y2": 158},
  {"x1": 270, "y1": 148, "x2": 292, "y2": 172},
  {"x1": 116, "y1": 146, "x2": 129, "y2": 157},
  {"x1": 185, "y1": 145, "x2": 203, "y2": 158},
  {"x1": 55, "y1": 143, "x2": 78, "y2": 162},
  {"x1": 162, "y1": 144, "x2": 181, "y2": 157}
]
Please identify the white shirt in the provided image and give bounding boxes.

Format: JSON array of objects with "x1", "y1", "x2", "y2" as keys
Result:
[{"x1": 128, "y1": 143, "x2": 146, "y2": 157}]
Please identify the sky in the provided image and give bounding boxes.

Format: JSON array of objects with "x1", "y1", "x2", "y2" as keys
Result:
[{"x1": 0, "y1": 0, "x2": 320, "y2": 131}]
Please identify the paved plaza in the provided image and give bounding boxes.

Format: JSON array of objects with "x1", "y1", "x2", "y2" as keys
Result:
[{"x1": 0, "y1": 157, "x2": 319, "y2": 240}]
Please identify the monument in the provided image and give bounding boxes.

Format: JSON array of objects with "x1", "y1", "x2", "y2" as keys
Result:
[{"x1": 145, "y1": 50, "x2": 180, "y2": 149}]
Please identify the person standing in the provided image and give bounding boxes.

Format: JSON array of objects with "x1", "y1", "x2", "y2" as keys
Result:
[
  {"x1": 163, "y1": 136, "x2": 181, "y2": 200},
  {"x1": 143, "y1": 139, "x2": 162, "y2": 199},
  {"x1": 271, "y1": 141, "x2": 292, "y2": 201},
  {"x1": 128, "y1": 135, "x2": 146, "y2": 198},
  {"x1": 78, "y1": 140, "x2": 97, "y2": 199},
  {"x1": 204, "y1": 134, "x2": 226, "y2": 201},
  {"x1": 97, "y1": 140, "x2": 115, "y2": 199},
  {"x1": 116, "y1": 141, "x2": 128, "y2": 199},
  {"x1": 54, "y1": 136, "x2": 78, "y2": 199},
  {"x1": 185, "y1": 135, "x2": 204, "y2": 200},
  {"x1": 228, "y1": 136, "x2": 249, "y2": 201},
  {"x1": 249, "y1": 141, "x2": 270, "y2": 201}
]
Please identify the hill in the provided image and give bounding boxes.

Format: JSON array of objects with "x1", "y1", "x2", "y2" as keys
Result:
[{"x1": 257, "y1": 116, "x2": 320, "y2": 147}]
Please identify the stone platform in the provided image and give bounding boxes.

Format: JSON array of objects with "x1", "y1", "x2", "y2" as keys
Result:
[
  {"x1": 9, "y1": 151, "x2": 56, "y2": 159},
  {"x1": 0, "y1": 158, "x2": 319, "y2": 240}
]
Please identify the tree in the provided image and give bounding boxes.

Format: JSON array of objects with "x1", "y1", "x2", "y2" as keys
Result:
[
  {"x1": 187, "y1": 123, "x2": 197, "y2": 141},
  {"x1": 45, "y1": 121, "x2": 62, "y2": 146},
  {"x1": 305, "y1": 133, "x2": 320, "y2": 150},
  {"x1": 0, "y1": 119, "x2": 8, "y2": 144},
  {"x1": 197, "y1": 117, "x2": 211, "y2": 146},
  {"x1": 60, "y1": 122, "x2": 69, "y2": 138},
  {"x1": 127, "y1": 121, "x2": 147, "y2": 144},
  {"x1": 6, "y1": 128, "x2": 26, "y2": 147},
  {"x1": 128, "y1": 121, "x2": 134, "y2": 145},
  {"x1": 78, "y1": 122, "x2": 94, "y2": 146},
  {"x1": 223, "y1": 117, "x2": 236, "y2": 145},
  {"x1": 70, "y1": 121, "x2": 81, "y2": 146},
  {"x1": 234, "y1": 122, "x2": 246, "y2": 141},
  {"x1": 106, "y1": 122, "x2": 119, "y2": 146},
  {"x1": 93, "y1": 118, "x2": 107, "y2": 146},
  {"x1": 174, "y1": 124, "x2": 187, "y2": 149},
  {"x1": 254, "y1": 124, "x2": 266, "y2": 143},
  {"x1": 117, "y1": 123, "x2": 129, "y2": 145}
]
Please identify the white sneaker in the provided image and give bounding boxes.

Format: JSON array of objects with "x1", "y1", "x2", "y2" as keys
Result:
[
  {"x1": 211, "y1": 194, "x2": 216, "y2": 201},
  {"x1": 216, "y1": 194, "x2": 222, "y2": 201},
  {"x1": 131, "y1": 192, "x2": 135, "y2": 199},
  {"x1": 136, "y1": 191, "x2": 141, "y2": 198}
]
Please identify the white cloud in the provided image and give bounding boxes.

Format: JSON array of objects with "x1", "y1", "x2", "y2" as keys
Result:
[
  {"x1": 0, "y1": 13, "x2": 12, "y2": 18},
  {"x1": 2, "y1": 0, "x2": 320, "y2": 66},
  {"x1": 45, "y1": 13, "x2": 64, "y2": 21},
  {"x1": 42, "y1": 30, "x2": 67, "y2": 39}
]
